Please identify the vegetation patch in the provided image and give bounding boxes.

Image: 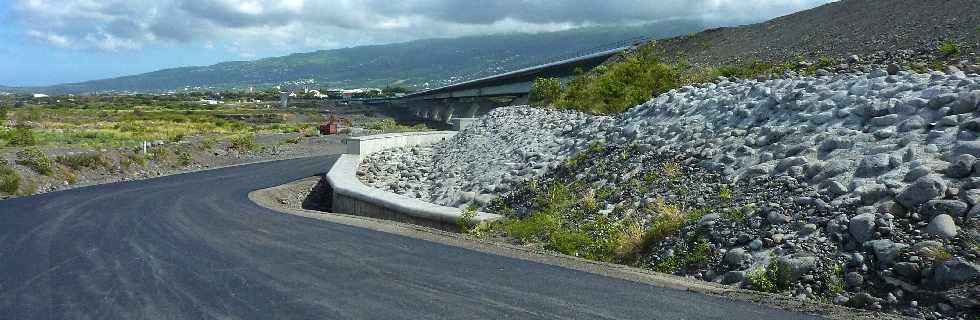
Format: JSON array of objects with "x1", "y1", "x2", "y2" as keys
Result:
[
  {"x1": 0, "y1": 160, "x2": 21, "y2": 194},
  {"x1": 16, "y1": 147, "x2": 54, "y2": 175},
  {"x1": 746, "y1": 254, "x2": 788, "y2": 293},
  {"x1": 5, "y1": 124, "x2": 37, "y2": 147},
  {"x1": 230, "y1": 133, "x2": 258, "y2": 152},
  {"x1": 55, "y1": 153, "x2": 111, "y2": 171},
  {"x1": 939, "y1": 40, "x2": 962, "y2": 56}
]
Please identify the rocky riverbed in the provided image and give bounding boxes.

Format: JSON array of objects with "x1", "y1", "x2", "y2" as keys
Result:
[{"x1": 358, "y1": 66, "x2": 980, "y2": 319}]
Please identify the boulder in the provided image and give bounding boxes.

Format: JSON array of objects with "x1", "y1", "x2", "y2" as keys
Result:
[
  {"x1": 849, "y1": 213, "x2": 876, "y2": 243},
  {"x1": 854, "y1": 154, "x2": 897, "y2": 177},
  {"x1": 950, "y1": 91, "x2": 980, "y2": 115},
  {"x1": 920, "y1": 200, "x2": 969, "y2": 218},
  {"x1": 897, "y1": 115, "x2": 926, "y2": 132},
  {"x1": 778, "y1": 254, "x2": 818, "y2": 283},
  {"x1": 932, "y1": 258, "x2": 980, "y2": 290},
  {"x1": 896, "y1": 175, "x2": 946, "y2": 208},
  {"x1": 912, "y1": 240, "x2": 944, "y2": 256},
  {"x1": 959, "y1": 188, "x2": 980, "y2": 206},
  {"x1": 946, "y1": 154, "x2": 977, "y2": 178},
  {"x1": 767, "y1": 211, "x2": 790, "y2": 225},
  {"x1": 721, "y1": 271, "x2": 745, "y2": 285},
  {"x1": 723, "y1": 248, "x2": 752, "y2": 267},
  {"x1": 926, "y1": 214, "x2": 958, "y2": 238},
  {"x1": 954, "y1": 141, "x2": 980, "y2": 158},
  {"x1": 894, "y1": 262, "x2": 922, "y2": 280},
  {"x1": 864, "y1": 239, "x2": 908, "y2": 268},
  {"x1": 845, "y1": 272, "x2": 864, "y2": 288}
]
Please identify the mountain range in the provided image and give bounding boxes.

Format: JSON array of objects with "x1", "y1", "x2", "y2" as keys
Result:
[{"x1": 14, "y1": 20, "x2": 712, "y2": 95}]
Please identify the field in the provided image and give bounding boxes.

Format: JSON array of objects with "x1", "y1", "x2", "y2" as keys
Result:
[{"x1": 0, "y1": 95, "x2": 435, "y2": 199}]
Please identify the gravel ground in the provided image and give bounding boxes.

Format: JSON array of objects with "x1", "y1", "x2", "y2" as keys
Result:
[{"x1": 360, "y1": 65, "x2": 980, "y2": 319}]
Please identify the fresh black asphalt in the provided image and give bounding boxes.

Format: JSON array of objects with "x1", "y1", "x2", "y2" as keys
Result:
[{"x1": 0, "y1": 155, "x2": 822, "y2": 319}]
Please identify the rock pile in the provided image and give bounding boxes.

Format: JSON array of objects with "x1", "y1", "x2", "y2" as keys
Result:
[
  {"x1": 359, "y1": 107, "x2": 611, "y2": 207},
  {"x1": 359, "y1": 66, "x2": 980, "y2": 319}
]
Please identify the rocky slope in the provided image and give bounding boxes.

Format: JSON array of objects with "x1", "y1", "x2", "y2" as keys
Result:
[
  {"x1": 652, "y1": 0, "x2": 979, "y2": 69},
  {"x1": 359, "y1": 65, "x2": 980, "y2": 319}
]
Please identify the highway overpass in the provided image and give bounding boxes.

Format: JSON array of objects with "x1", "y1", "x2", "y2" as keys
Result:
[{"x1": 382, "y1": 38, "x2": 645, "y2": 123}]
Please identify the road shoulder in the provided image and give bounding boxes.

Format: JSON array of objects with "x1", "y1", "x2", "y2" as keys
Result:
[{"x1": 249, "y1": 177, "x2": 906, "y2": 320}]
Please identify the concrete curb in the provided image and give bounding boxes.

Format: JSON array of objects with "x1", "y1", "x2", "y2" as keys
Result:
[{"x1": 327, "y1": 131, "x2": 502, "y2": 230}]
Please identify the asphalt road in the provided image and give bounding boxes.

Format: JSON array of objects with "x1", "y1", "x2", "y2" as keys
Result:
[{"x1": 0, "y1": 155, "x2": 821, "y2": 319}]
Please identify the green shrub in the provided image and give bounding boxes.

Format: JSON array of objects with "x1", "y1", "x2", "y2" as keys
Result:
[
  {"x1": 147, "y1": 148, "x2": 171, "y2": 162},
  {"x1": 645, "y1": 204, "x2": 686, "y2": 243},
  {"x1": 123, "y1": 152, "x2": 147, "y2": 169},
  {"x1": 828, "y1": 263, "x2": 845, "y2": 295},
  {"x1": 15, "y1": 147, "x2": 53, "y2": 175},
  {"x1": 55, "y1": 153, "x2": 110, "y2": 170},
  {"x1": 556, "y1": 45, "x2": 682, "y2": 114},
  {"x1": 747, "y1": 254, "x2": 786, "y2": 293},
  {"x1": 458, "y1": 205, "x2": 478, "y2": 233},
  {"x1": 503, "y1": 211, "x2": 559, "y2": 242},
  {"x1": 0, "y1": 160, "x2": 21, "y2": 194},
  {"x1": 718, "y1": 185, "x2": 733, "y2": 201},
  {"x1": 654, "y1": 239, "x2": 714, "y2": 274},
  {"x1": 940, "y1": 40, "x2": 961, "y2": 56},
  {"x1": 548, "y1": 228, "x2": 594, "y2": 257},
  {"x1": 230, "y1": 133, "x2": 258, "y2": 152},
  {"x1": 7, "y1": 125, "x2": 37, "y2": 147},
  {"x1": 529, "y1": 77, "x2": 562, "y2": 107},
  {"x1": 302, "y1": 127, "x2": 319, "y2": 137},
  {"x1": 723, "y1": 204, "x2": 756, "y2": 221},
  {"x1": 168, "y1": 133, "x2": 185, "y2": 143},
  {"x1": 175, "y1": 149, "x2": 193, "y2": 166}
]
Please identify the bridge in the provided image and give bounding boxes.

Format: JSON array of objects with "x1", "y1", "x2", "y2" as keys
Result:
[{"x1": 378, "y1": 38, "x2": 646, "y2": 126}]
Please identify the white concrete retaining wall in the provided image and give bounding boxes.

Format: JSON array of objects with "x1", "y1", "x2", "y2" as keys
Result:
[
  {"x1": 344, "y1": 131, "x2": 456, "y2": 160},
  {"x1": 328, "y1": 131, "x2": 502, "y2": 231}
]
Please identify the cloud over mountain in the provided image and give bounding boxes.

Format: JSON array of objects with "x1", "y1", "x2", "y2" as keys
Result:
[{"x1": 13, "y1": 0, "x2": 833, "y2": 55}]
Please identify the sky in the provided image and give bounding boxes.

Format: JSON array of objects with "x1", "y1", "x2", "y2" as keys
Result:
[{"x1": 0, "y1": 0, "x2": 834, "y2": 87}]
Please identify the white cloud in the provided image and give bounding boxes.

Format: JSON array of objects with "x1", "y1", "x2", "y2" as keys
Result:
[
  {"x1": 27, "y1": 30, "x2": 72, "y2": 47},
  {"x1": 12, "y1": 0, "x2": 835, "y2": 54}
]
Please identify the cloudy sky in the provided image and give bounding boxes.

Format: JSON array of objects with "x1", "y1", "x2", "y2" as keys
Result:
[{"x1": 0, "y1": 0, "x2": 833, "y2": 86}]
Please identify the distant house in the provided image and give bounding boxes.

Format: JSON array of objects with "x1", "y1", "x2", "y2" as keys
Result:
[{"x1": 32, "y1": 93, "x2": 50, "y2": 98}]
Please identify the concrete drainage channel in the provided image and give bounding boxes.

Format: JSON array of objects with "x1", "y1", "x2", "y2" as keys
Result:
[{"x1": 322, "y1": 130, "x2": 501, "y2": 231}]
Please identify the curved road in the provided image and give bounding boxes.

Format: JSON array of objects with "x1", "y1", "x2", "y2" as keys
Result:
[{"x1": 0, "y1": 155, "x2": 819, "y2": 319}]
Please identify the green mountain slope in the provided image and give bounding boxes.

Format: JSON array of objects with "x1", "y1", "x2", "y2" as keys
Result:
[{"x1": 37, "y1": 20, "x2": 708, "y2": 94}]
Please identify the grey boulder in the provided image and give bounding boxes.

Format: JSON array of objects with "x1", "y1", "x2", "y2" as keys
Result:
[
  {"x1": 863, "y1": 239, "x2": 908, "y2": 268},
  {"x1": 896, "y1": 175, "x2": 946, "y2": 208},
  {"x1": 926, "y1": 214, "x2": 958, "y2": 238},
  {"x1": 849, "y1": 213, "x2": 876, "y2": 243},
  {"x1": 932, "y1": 258, "x2": 980, "y2": 290}
]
